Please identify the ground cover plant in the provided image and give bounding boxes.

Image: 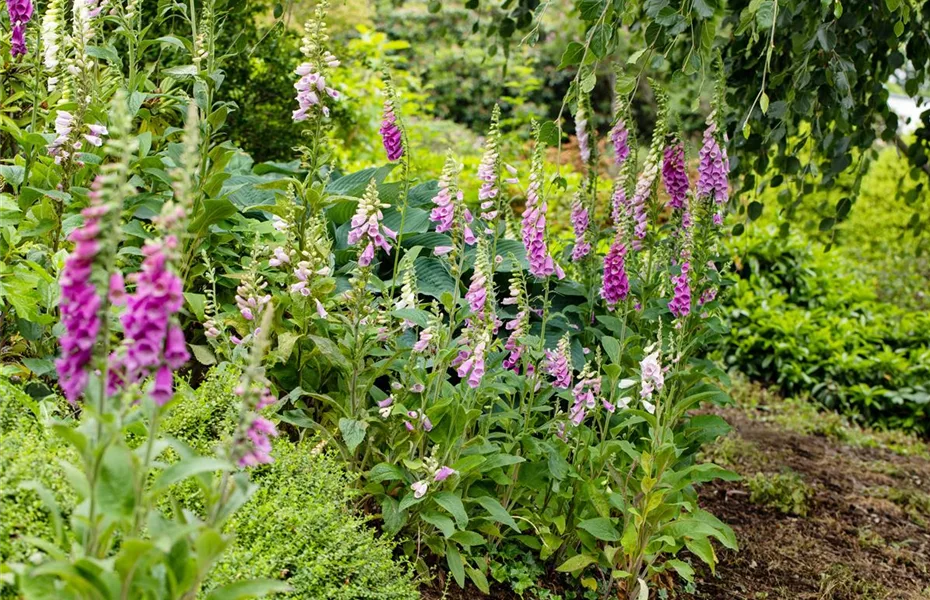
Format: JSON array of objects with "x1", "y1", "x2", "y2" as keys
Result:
[{"x1": 1, "y1": 0, "x2": 929, "y2": 598}]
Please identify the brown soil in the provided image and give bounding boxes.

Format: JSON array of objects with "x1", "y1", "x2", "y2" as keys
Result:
[
  {"x1": 420, "y1": 402, "x2": 930, "y2": 599},
  {"x1": 690, "y1": 406, "x2": 930, "y2": 600}
]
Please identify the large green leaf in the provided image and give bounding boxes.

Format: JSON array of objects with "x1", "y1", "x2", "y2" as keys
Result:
[
  {"x1": 414, "y1": 257, "x2": 456, "y2": 298},
  {"x1": 325, "y1": 164, "x2": 395, "y2": 197},
  {"x1": 475, "y1": 496, "x2": 520, "y2": 532},
  {"x1": 203, "y1": 579, "x2": 290, "y2": 600},
  {"x1": 577, "y1": 517, "x2": 620, "y2": 541}
]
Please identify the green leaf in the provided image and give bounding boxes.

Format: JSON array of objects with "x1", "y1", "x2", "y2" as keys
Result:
[
  {"x1": 434, "y1": 491, "x2": 468, "y2": 528},
  {"x1": 164, "y1": 64, "x2": 199, "y2": 78},
  {"x1": 538, "y1": 121, "x2": 560, "y2": 147},
  {"x1": 558, "y1": 42, "x2": 586, "y2": 69},
  {"x1": 466, "y1": 566, "x2": 491, "y2": 593},
  {"x1": 818, "y1": 217, "x2": 835, "y2": 232},
  {"x1": 450, "y1": 530, "x2": 485, "y2": 547},
  {"x1": 666, "y1": 559, "x2": 695, "y2": 582},
  {"x1": 96, "y1": 445, "x2": 136, "y2": 519},
  {"x1": 382, "y1": 496, "x2": 406, "y2": 535},
  {"x1": 369, "y1": 462, "x2": 405, "y2": 483},
  {"x1": 577, "y1": 517, "x2": 620, "y2": 541},
  {"x1": 447, "y1": 545, "x2": 466, "y2": 587},
  {"x1": 685, "y1": 537, "x2": 717, "y2": 572},
  {"x1": 601, "y1": 336, "x2": 621, "y2": 365},
  {"x1": 307, "y1": 334, "x2": 351, "y2": 370},
  {"x1": 748, "y1": 201, "x2": 763, "y2": 221},
  {"x1": 326, "y1": 165, "x2": 395, "y2": 197},
  {"x1": 189, "y1": 198, "x2": 237, "y2": 233},
  {"x1": 414, "y1": 257, "x2": 456, "y2": 299},
  {"x1": 338, "y1": 418, "x2": 368, "y2": 453},
  {"x1": 759, "y1": 92, "x2": 769, "y2": 115},
  {"x1": 190, "y1": 344, "x2": 216, "y2": 366},
  {"x1": 421, "y1": 512, "x2": 455, "y2": 538},
  {"x1": 155, "y1": 457, "x2": 232, "y2": 492},
  {"x1": 184, "y1": 293, "x2": 207, "y2": 321},
  {"x1": 556, "y1": 553, "x2": 597, "y2": 573},
  {"x1": 475, "y1": 496, "x2": 520, "y2": 532},
  {"x1": 203, "y1": 579, "x2": 290, "y2": 600}
]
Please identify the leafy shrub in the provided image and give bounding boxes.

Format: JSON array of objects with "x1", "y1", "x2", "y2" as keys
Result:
[
  {"x1": 0, "y1": 380, "x2": 75, "y2": 598},
  {"x1": 206, "y1": 441, "x2": 419, "y2": 600},
  {"x1": 747, "y1": 471, "x2": 811, "y2": 517},
  {"x1": 722, "y1": 227, "x2": 930, "y2": 435},
  {"x1": 163, "y1": 366, "x2": 419, "y2": 599}
]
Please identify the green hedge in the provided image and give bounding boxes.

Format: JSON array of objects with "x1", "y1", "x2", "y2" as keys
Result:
[
  {"x1": 721, "y1": 228, "x2": 930, "y2": 436},
  {"x1": 1, "y1": 370, "x2": 418, "y2": 599},
  {"x1": 0, "y1": 380, "x2": 75, "y2": 598}
]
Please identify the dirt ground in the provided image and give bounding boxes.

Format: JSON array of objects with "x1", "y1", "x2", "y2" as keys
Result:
[
  {"x1": 421, "y1": 395, "x2": 930, "y2": 599},
  {"x1": 690, "y1": 402, "x2": 930, "y2": 600}
]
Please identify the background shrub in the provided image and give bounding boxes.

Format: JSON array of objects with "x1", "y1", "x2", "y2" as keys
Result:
[{"x1": 0, "y1": 380, "x2": 75, "y2": 598}]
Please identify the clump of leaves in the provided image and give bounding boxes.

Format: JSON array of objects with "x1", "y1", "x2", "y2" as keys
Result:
[
  {"x1": 701, "y1": 434, "x2": 762, "y2": 469},
  {"x1": 747, "y1": 471, "x2": 812, "y2": 517}
]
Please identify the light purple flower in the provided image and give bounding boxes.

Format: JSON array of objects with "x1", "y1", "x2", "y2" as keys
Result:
[
  {"x1": 575, "y1": 106, "x2": 591, "y2": 164},
  {"x1": 521, "y1": 130, "x2": 563, "y2": 279},
  {"x1": 544, "y1": 335, "x2": 572, "y2": 389},
  {"x1": 434, "y1": 466, "x2": 456, "y2": 482},
  {"x1": 108, "y1": 236, "x2": 188, "y2": 398},
  {"x1": 570, "y1": 199, "x2": 591, "y2": 261},
  {"x1": 662, "y1": 142, "x2": 689, "y2": 210},
  {"x1": 348, "y1": 178, "x2": 396, "y2": 266},
  {"x1": 412, "y1": 480, "x2": 429, "y2": 499},
  {"x1": 379, "y1": 99, "x2": 403, "y2": 161},
  {"x1": 668, "y1": 261, "x2": 691, "y2": 318},
  {"x1": 610, "y1": 119, "x2": 630, "y2": 166},
  {"x1": 237, "y1": 416, "x2": 278, "y2": 467},
  {"x1": 430, "y1": 156, "x2": 476, "y2": 248},
  {"x1": 697, "y1": 120, "x2": 729, "y2": 204},
  {"x1": 569, "y1": 368, "x2": 601, "y2": 426},
  {"x1": 629, "y1": 154, "x2": 658, "y2": 249},
  {"x1": 292, "y1": 59, "x2": 339, "y2": 121}
]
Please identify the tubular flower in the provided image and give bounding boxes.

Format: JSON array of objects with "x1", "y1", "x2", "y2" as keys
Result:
[
  {"x1": 465, "y1": 240, "x2": 493, "y2": 316},
  {"x1": 629, "y1": 153, "x2": 659, "y2": 249},
  {"x1": 453, "y1": 320, "x2": 489, "y2": 389},
  {"x1": 110, "y1": 237, "x2": 188, "y2": 402},
  {"x1": 502, "y1": 271, "x2": 529, "y2": 372},
  {"x1": 7, "y1": 0, "x2": 33, "y2": 57},
  {"x1": 697, "y1": 119, "x2": 729, "y2": 205},
  {"x1": 668, "y1": 262, "x2": 691, "y2": 318},
  {"x1": 236, "y1": 275, "x2": 270, "y2": 322},
  {"x1": 640, "y1": 350, "x2": 665, "y2": 403},
  {"x1": 348, "y1": 178, "x2": 396, "y2": 266},
  {"x1": 56, "y1": 181, "x2": 107, "y2": 403},
  {"x1": 569, "y1": 361, "x2": 602, "y2": 426},
  {"x1": 610, "y1": 118, "x2": 630, "y2": 166},
  {"x1": 237, "y1": 416, "x2": 278, "y2": 467},
  {"x1": 430, "y1": 153, "x2": 476, "y2": 249},
  {"x1": 46, "y1": 110, "x2": 74, "y2": 163},
  {"x1": 610, "y1": 183, "x2": 628, "y2": 227},
  {"x1": 379, "y1": 99, "x2": 403, "y2": 161},
  {"x1": 478, "y1": 105, "x2": 502, "y2": 224},
  {"x1": 544, "y1": 334, "x2": 572, "y2": 389},
  {"x1": 292, "y1": 52, "x2": 340, "y2": 121},
  {"x1": 600, "y1": 234, "x2": 630, "y2": 307},
  {"x1": 570, "y1": 197, "x2": 591, "y2": 261},
  {"x1": 521, "y1": 125, "x2": 563, "y2": 279},
  {"x1": 662, "y1": 141, "x2": 689, "y2": 210},
  {"x1": 575, "y1": 104, "x2": 591, "y2": 165}
]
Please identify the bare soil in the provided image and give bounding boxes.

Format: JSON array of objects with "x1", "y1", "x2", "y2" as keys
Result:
[{"x1": 690, "y1": 405, "x2": 930, "y2": 600}]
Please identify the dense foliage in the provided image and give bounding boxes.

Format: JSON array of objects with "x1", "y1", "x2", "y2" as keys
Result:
[
  {"x1": 1, "y1": 0, "x2": 927, "y2": 598},
  {"x1": 722, "y1": 226, "x2": 930, "y2": 435}
]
